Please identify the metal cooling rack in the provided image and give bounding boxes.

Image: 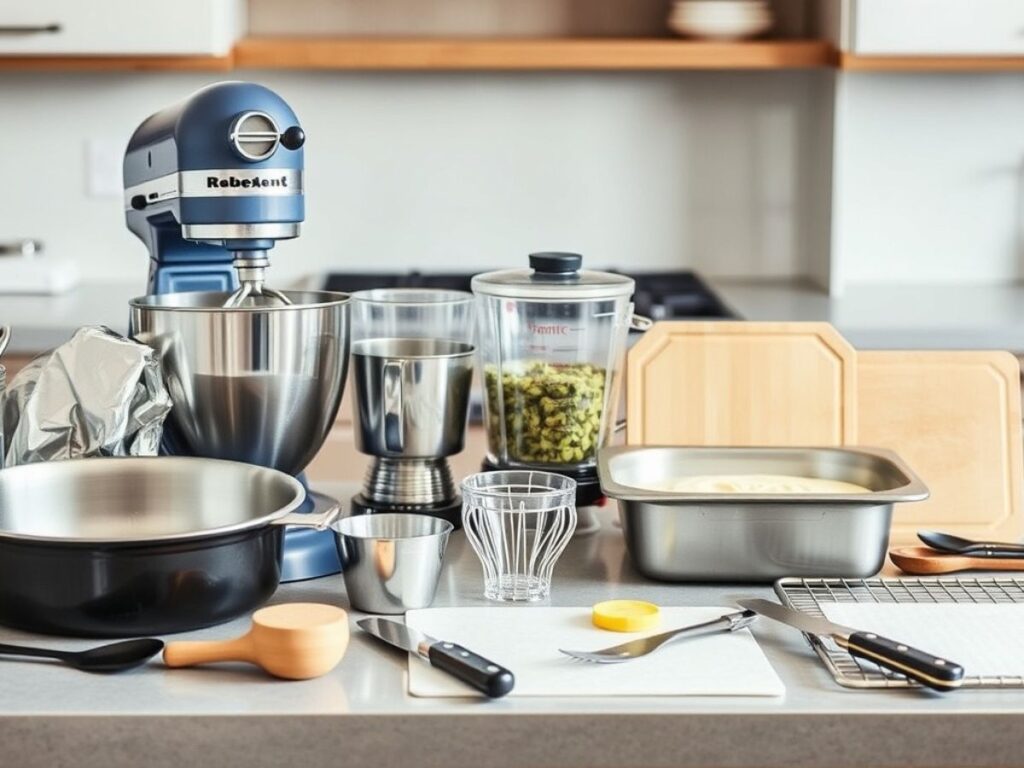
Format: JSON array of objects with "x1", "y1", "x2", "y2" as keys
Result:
[{"x1": 774, "y1": 577, "x2": 1024, "y2": 689}]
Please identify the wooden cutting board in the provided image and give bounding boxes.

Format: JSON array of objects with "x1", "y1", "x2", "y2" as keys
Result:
[
  {"x1": 627, "y1": 321, "x2": 857, "y2": 446},
  {"x1": 626, "y1": 322, "x2": 1023, "y2": 545},
  {"x1": 859, "y1": 350, "x2": 1023, "y2": 546}
]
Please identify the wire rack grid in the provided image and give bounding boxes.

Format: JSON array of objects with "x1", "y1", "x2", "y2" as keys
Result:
[{"x1": 774, "y1": 576, "x2": 1024, "y2": 689}]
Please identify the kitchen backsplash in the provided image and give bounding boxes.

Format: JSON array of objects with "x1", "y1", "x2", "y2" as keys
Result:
[
  {"x1": 0, "y1": 70, "x2": 830, "y2": 286},
  {"x1": 0, "y1": 68, "x2": 1022, "y2": 291}
]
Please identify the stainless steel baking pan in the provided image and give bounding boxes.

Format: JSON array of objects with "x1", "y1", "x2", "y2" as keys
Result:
[{"x1": 598, "y1": 446, "x2": 928, "y2": 582}]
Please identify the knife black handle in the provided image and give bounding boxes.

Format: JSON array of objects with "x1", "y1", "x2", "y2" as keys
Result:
[
  {"x1": 839, "y1": 632, "x2": 964, "y2": 692},
  {"x1": 428, "y1": 642, "x2": 515, "y2": 698}
]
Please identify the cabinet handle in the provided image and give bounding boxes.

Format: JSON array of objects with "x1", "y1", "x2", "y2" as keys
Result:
[{"x1": 0, "y1": 23, "x2": 62, "y2": 36}]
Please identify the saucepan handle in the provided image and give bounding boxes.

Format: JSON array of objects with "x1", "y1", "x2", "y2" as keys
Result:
[{"x1": 273, "y1": 492, "x2": 343, "y2": 530}]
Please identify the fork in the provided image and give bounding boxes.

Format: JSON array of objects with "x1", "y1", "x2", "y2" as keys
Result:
[{"x1": 559, "y1": 609, "x2": 757, "y2": 663}]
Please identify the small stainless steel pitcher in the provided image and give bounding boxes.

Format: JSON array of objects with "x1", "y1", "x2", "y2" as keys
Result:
[{"x1": 352, "y1": 338, "x2": 475, "y2": 459}]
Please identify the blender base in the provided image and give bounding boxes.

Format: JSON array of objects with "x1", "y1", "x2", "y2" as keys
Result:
[
  {"x1": 350, "y1": 492, "x2": 463, "y2": 529},
  {"x1": 280, "y1": 481, "x2": 342, "y2": 583}
]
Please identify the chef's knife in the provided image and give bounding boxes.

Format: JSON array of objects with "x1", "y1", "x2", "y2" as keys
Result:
[
  {"x1": 737, "y1": 598, "x2": 964, "y2": 692},
  {"x1": 358, "y1": 617, "x2": 515, "y2": 698}
]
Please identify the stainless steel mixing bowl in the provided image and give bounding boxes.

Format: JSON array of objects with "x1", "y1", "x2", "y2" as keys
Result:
[{"x1": 129, "y1": 290, "x2": 350, "y2": 476}]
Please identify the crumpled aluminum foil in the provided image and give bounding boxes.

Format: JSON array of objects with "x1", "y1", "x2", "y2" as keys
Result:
[{"x1": 1, "y1": 326, "x2": 172, "y2": 466}]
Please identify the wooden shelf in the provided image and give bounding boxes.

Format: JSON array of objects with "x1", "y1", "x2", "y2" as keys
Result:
[
  {"x1": 0, "y1": 53, "x2": 233, "y2": 72},
  {"x1": 7, "y1": 42, "x2": 1023, "y2": 73},
  {"x1": 234, "y1": 37, "x2": 834, "y2": 70},
  {"x1": 840, "y1": 52, "x2": 1024, "y2": 72}
]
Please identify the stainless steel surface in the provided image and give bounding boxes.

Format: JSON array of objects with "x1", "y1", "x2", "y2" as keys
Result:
[
  {"x1": 352, "y1": 338, "x2": 474, "y2": 459},
  {"x1": 3, "y1": 326, "x2": 171, "y2": 466},
  {"x1": 363, "y1": 457, "x2": 454, "y2": 506},
  {"x1": 223, "y1": 251, "x2": 293, "y2": 308},
  {"x1": 777, "y1": 577, "x2": 1024, "y2": 690},
  {"x1": 333, "y1": 513, "x2": 452, "y2": 614},
  {"x1": 599, "y1": 445, "x2": 929, "y2": 582},
  {"x1": 357, "y1": 617, "x2": 435, "y2": 659},
  {"x1": 229, "y1": 111, "x2": 281, "y2": 161},
  {"x1": 736, "y1": 598, "x2": 854, "y2": 638},
  {"x1": 559, "y1": 609, "x2": 758, "y2": 663},
  {"x1": 275, "y1": 492, "x2": 343, "y2": 530},
  {"x1": 179, "y1": 223, "x2": 300, "y2": 240},
  {"x1": 129, "y1": 290, "x2": 350, "y2": 476},
  {"x1": 0, "y1": 456, "x2": 304, "y2": 543}
]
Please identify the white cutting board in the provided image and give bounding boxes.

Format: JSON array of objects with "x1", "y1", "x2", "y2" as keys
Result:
[
  {"x1": 404, "y1": 606, "x2": 785, "y2": 698},
  {"x1": 821, "y1": 603, "x2": 1024, "y2": 678}
]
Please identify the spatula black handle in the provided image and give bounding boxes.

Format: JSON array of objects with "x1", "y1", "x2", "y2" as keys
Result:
[
  {"x1": 428, "y1": 642, "x2": 515, "y2": 698},
  {"x1": 839, "y1": 632, "x2": 964, "y2": 692}
]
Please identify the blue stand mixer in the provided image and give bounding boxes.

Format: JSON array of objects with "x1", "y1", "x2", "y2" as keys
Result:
[{"x1": 124, "y1": 82, "x2": 343, "y2": 582}]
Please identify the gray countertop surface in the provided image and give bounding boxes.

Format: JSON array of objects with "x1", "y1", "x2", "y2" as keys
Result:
[
  {"x1": 6, "y1": 278, "x2": 1024, "y2": 354},
  {"x1": 1, "y1": 487, "x2": 1022, "y2": 768}
]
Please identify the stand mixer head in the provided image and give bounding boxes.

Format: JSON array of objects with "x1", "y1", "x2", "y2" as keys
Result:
[{"x1": 123, "y1": 81, "x2": 305, "y2": 304}]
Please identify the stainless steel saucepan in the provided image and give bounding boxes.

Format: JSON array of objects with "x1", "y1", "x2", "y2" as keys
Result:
[{"x1": 0, "y1": 456, "x2": 340, "y2": 637}]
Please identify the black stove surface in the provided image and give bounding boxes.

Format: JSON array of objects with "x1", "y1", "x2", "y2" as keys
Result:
[{"x1": 324, "y1": 269, "x2": 737, "y2": 320}]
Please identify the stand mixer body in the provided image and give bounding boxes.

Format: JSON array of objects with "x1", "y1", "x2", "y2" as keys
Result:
[
  {"x1": 124, "y1": 81, "x2": 304, "y2": 299},
  {"x1": 125, "y1": 82, "x2": 347, "y2": 582}
]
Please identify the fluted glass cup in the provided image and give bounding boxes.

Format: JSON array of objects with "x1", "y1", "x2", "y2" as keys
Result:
[{"x1": 462, "y1": 470, "x2": 577, "y2": 602}]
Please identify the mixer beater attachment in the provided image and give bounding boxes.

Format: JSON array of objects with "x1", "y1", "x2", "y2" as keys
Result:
[{"x1": 223, "y1": 250, "x2": 293, "y2": 308}]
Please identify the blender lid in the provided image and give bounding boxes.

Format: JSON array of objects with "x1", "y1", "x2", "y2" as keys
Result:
[{"x1": 471, "y1": 253, "x2": 635, "y2": 300}]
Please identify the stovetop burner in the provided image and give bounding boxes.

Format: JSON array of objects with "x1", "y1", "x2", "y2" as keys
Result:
[{"x1": 324, "y1": 269, "x2": 737, "y2": 320}]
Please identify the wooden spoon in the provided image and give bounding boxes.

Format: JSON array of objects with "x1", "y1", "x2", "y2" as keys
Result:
[
  {"x1": 890, "y1": 546, "x2": 1024, "y2": 575},
  {"x1": 163, "y1": 603, "x2": 349, "y2": 680}
]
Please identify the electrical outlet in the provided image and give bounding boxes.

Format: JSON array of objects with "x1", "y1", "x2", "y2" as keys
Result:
[{"x1": 85, "y1": 139, "x2": 125, "y2": 198}]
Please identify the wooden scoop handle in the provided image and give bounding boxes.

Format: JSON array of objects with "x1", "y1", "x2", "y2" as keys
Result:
[
  {"x1": 164, "y1": 635, "x2": 256, "y2": 669},
  {"x1": 890, "y1": 546, "x2": 1024, "y2": 575}
]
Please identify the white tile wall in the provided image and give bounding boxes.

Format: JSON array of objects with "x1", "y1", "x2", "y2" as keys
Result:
[
  {"x1": 830, "y1": 73, "x2": 1024, "y2": 293},
  {"x1": 0, "y1": 70, "x2": 830, "y2": 285}
]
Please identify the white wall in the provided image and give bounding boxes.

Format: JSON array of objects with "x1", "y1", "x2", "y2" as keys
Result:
[
  {"x1": 0, "y1": 70, "x2": 831, "y2": 287},
  {"x1": 830, "y1": 72, "x2": 1024, "y2": 294}
]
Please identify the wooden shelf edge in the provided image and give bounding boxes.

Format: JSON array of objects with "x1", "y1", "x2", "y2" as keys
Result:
[
  {"x1": 0, "y1": 53, "x2": 234, "y2": 72},
  {"x1": 234, "y1": 37, "x2": 835, "y2": 70},
  {"x1": 3, "y1": 43, "x2": 1023, "y2": 73},
  {"x1": 840, "y1": 52, "x2": 1024, "y2": 72}
]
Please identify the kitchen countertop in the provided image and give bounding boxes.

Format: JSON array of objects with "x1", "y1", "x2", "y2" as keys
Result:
[
  {"x1": 1, "y1": 488, "x2": 1023, "y2": 768},
  {"x1": 6, "y1": 278, "x2": 1024, "y2": 354}
]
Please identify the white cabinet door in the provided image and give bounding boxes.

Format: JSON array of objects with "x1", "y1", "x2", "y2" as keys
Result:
[
  {"x1": 849, "y1": 0, "x2": 1024, "y2": 55},
  {"x1": 0, "y1": 0, "x2": 244, "y2": 55}
]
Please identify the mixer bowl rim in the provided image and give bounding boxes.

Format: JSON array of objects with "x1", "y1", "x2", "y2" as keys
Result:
[
  {"x1": 0, "y1": 456, "x2": 307, "y2": 545},
  {"x1": 129, "y1": 289, "x2": 351, "y2": 313}
]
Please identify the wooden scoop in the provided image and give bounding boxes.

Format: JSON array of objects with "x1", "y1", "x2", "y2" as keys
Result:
[
  {"x1": 164, "y1": 603, "x2": 349, "y2": 680},
  {"x1": 890, "y1": 546, "x2": 1024, "y2": 575}
]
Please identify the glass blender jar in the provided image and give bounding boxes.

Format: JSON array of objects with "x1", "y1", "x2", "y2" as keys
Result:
[{"x1": 472, "y1": 253, "x2": 643, "y2": 505}]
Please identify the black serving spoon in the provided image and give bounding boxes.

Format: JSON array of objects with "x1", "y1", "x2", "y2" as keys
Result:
[
  {"x1": 919, "y1": 530, "x2": 1024, "y2": 559},
  {"x1": 0, "y1": 638, "x2": 164, "y2": 673}
]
